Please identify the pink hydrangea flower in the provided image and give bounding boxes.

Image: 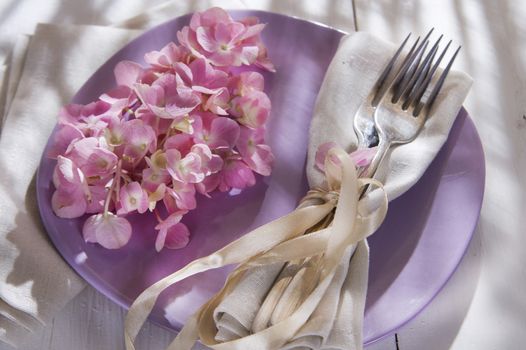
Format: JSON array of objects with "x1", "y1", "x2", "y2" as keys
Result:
[
  {"x1": 177, "y1": 7, "x2": 269, "y2": 68},
  {"x1": 162, "y1": 222, "x2": 190, "y2": 250},
  {"x1": 83, "y1": 213, "x2": 132, "y2": 249},
  {"x1": 175, "y1": 57, "x2": 229, "y2": 91},
  {"x1": 229, "y1": 71, "x2": 264, "y2": 96},
  {"x1": 174, "y1": 58, "x2": 230, "y2": 115},
  {"x1": 206, "y1": 150, "x2": 256, "y2": 192},
  {"x1": 52, "y1": 156, "x2": 89, "y2": 218},
  {"x1": 121, "y1": 119, "x2": 157, "y2": 164},
  {"x1": 167, "y1": 114, "x2": 196, "y2": 135},
  {"x1": 220, "y1": 156, "x2": 256, "y2": 190},
  {"x1": 203, "y1": 87, "x2": 230, "y2": 115},
  {"x1": 144, "y1": 42, "x2": 191, "y2": 72},
  {"x1": 165, "y1": 144, "x2": 222, "y2": 183},
  {"x1": 229, "y1": 90, "x2": 270, "y2": 128},
  {"x1": 104, "y1": 115, "x2": 127, "y2": 150},
  {"x1": 154, "y1": 211, "x2": 190, "y2": 251},
  {"x1": 314, "y1": 142, "x2": 377, "y2": 172},
  {"x1": 52, "y1": 189, "x2": 87, "y2": 219},
  {"x1": 50, "y1": 8, "x2": 275, "y2": 252},
  {"x1": 146, "y1": 150, "x2": 168, "y2": 170},
  {"x1": 52, "y1": 155, "x2": 88, "y2": 193},
  {"x1": 238, "y1": 15, "x2": 276, "y2": 72},
  {"x1": 99, "y1": 85, "x2": 138, "y2": 115},
  {"x1": 163, "y1": 133, "x2": 194, "y2": 155},
  {"x1": 65, "y1": 137, "x2": 117, "y2": 178},
  {"x1": 118, "y1": 181, "x2": 149, "y2": 214},
  {"x1": 147, "y1": 183, "x2": 167, "y2": 211},
  {"x1": 135, "y1": 73, "x2": 201, "y2": 119},
  {"x1": 82, "y1": 149, "x2": 118, "y2": 178},
  {"x1": 236, "y1": 126, "x2": 274, "y2": 176},
  {"x1": 86, "y1": 185, "x2": 108, "y2": 214},
  {"x1": 189, "y1": 143, "x2": 223, "y2": 173},
  {"x1": 192, "y1": 112, "x2": 240, "y2": 149},
  {"x1": 142, "y1": 167, "x2": 170, "y2": 193},
  {"x1": 114, "y1": 60, "x2": 157, "y2": 87},
  {"x1": 48, "y1": 124, "x2": 84, "y2": 159},
  {"x1": 165, "y1": 181, "x2": 197, "y2": 211},
  {"x1": 58, "y1": 101, "x2": 113, "y2": 137}
]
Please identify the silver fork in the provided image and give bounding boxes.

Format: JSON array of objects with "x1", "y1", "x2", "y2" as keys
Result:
[
  {"x1": 361, "y1": 34, "x2": 461, "y2": 180},
  {"x1": 353, "y1": 30, "x2": 433, "y2": 149}
]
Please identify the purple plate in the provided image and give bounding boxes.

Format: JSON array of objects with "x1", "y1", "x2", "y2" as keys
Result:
[{"x1": 36, "y1": 10, "x2": 485, "y2": 345}]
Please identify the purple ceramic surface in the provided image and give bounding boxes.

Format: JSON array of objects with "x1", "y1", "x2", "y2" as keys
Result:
[{"x1": 36, "y1": 10, "x2": 485, "y2": 345}]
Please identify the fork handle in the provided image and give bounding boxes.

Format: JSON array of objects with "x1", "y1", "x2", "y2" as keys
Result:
[{"x1": 359, "y1": 139, "x2": 391, "y2": 197}]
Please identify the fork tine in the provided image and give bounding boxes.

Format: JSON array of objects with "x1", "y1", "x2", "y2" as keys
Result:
[
  {"x1": 391, "y1": 40, "x2": 428, "y2": 103},
  {"x1": 414, "y1": 45, "x2": 461, "y2": 116},
  {"x1": 387, "y1": 28, "x2": 434, "y2": 100},
  {"x1": 402, "y1": 44, "x2": 438, "y2": 110},
  {"x1": 387, "y1": 38, "x2": 424, "y2": 97},
  {"x1": 399, "y1": 34, "x2": 442, "y2": 105},
  {"x1": 374, "y1": 33, "x2": 411, "y2": 89},
  {"x1": 409, "y1": 39, "x2": 452, "y2": 115},
  {"x1": 371, "y1": 33, "x2": 412, "y2": 105},
  {"x1": 373, "y1": 28, "x2": 434, "y2": 106}
]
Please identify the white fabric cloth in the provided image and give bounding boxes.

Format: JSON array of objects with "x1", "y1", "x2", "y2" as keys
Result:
[
  {"x1": 213, "y1": 32, "x2": 472, "y2": 350},
  {"x1": 2, "y1": 34, "x2": 31, "y2": 127}
]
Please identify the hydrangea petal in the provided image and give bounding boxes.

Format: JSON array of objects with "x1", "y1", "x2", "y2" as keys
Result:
[
  {"x1": 230, "y1": 90, "x2": 270, "y2": 128},
  {"x1": 164, "y1": 223, "x2": 190, "y2": 250},
  {"x1": 314, "y1": 142, "x2": 339, "y2": 172},
  {"x1": 86, "y1": 185, "x2": 108, "y2": 214},
  {"x1": 236, "y1": 126, "x2": 273, "y2": 175},
  {"x1": 144, "y1": 42, "x2": 190, "y2": 72},
  {"x1": 114, "y1": 61, "x2": 144, "y2": 87},
  {"x1": 168, "y1": 182, "x2": 197, "y2": 210},
  {"x1": 48, "y1": 124, "x2": 84, "y2": 159},
  {"x1": 222, "y1": 159, "x2": 256, "y2": 189},
  {"x1": 350, "y1": 147, "x2": 377, "y2": 168},
  {"x1": 53, "y1": 155, "x2": 87, "y2": 194},
  {"x1": 209, "y1": 117, "x2": 240, "y2": 149},
  {"x1": 51, "y1": 188, "x2": 87, "y2": 218},
  {"x1": 83, "y1": 148, "x2": 118, "y2": 177},
  {"x1": 83, "y1": 213, "x2": 132, "y2": 249},
  {"x1": 154, "y1": 211, "x2": 187, "y2": 252},
  {"x1": 119, "y1": 182, "x2": 149, "y2": 214}
]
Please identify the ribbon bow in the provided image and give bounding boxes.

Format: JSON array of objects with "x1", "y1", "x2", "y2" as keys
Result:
[{"x1": 124, "y1": 147, "x2": 388, "y2": 350}]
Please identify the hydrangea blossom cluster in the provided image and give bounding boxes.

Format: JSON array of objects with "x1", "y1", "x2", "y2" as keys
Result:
[{"x1": 49, "y1": 8, "x2": 275, "y2": 251}]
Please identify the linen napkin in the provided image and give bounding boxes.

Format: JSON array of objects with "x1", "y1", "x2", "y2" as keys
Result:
[
  {"x1": 307, "y1": 33, "x2": 473, "y2": 201},
  {"x1": 1, "y1": 34, "x2": 31, "y2": 129},
  {"x1": 211, "y1": 32, "x2": 472, "y2": 350},
  {"x1": 0, "y1": 24, "x2": 141, "y2": 347}
]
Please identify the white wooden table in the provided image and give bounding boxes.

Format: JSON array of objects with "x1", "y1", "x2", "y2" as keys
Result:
[{"x1": 1, "y1": 0, "x2": 525, "y2": 349}]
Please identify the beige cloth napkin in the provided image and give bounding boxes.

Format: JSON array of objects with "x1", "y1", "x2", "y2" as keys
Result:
[
  {"x1": 1, "y1": 34, "x2": 31, "y2": 129},
  {"x1": 0, "y1": 24, "x2": 142, "y2": 347},
  {"x1": 0, "y1": 1, "x2": 355, "y2": 348},
  {"x1": 212, "y1": 32, "x2": 472, "y2": 350},
  {"x1": 307, "y1": 33, "x2": 473, "y2": 204}
]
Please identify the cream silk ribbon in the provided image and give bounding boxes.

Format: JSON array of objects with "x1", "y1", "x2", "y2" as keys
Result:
[{"x1": 124, "y1": 147, "x2": 388, "y2": 350}]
